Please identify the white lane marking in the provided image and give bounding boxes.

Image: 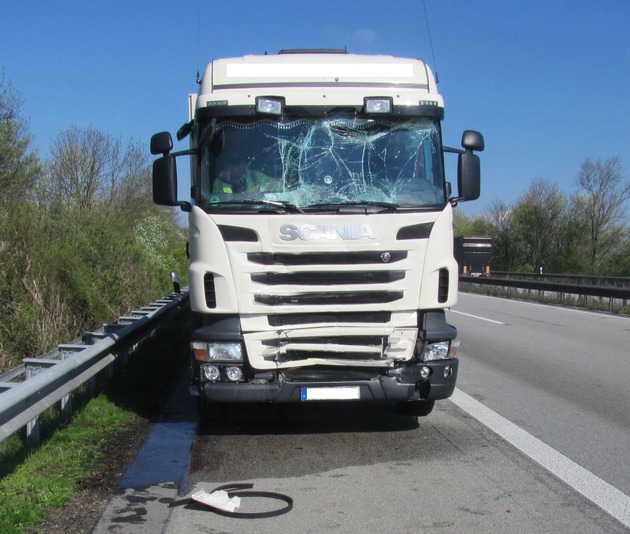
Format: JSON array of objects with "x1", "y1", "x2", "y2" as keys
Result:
[
  {"x1": 451, "y1": 388, "x2": 630, "y2": 529},
  {"x1": 449, "y1": 310, "x2": 506, "y2": 325},
  {"x1": 460, "y1": 292, "x2": 630, "y2": 322}
]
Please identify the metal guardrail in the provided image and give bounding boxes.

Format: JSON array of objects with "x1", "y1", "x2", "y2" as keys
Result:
[
  {"x1": 490, "y1": 271, "x2": 630, "y2": 289},
  {"x1": 0, "y1": 289, "x2": 189, "y2": 448},
  {"x1": 459, "y1": 276, "x2": 630, "y2": 312}
]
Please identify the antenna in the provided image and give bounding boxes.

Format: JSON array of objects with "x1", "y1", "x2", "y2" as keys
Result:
[
  {"x1": 196, "y1": 0, "x2": 201, "y2": 82},
  {"x1": 422, "y1": 0, "x2": 439, "y2": 83}
]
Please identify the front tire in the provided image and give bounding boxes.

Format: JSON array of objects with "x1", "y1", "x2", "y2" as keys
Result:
[
  {"x1": 197, "y1": 397, "x2": 228, "y2": 420},
  {"x1": 396, "y1": 400, "x2": 435, "y2": 417}
]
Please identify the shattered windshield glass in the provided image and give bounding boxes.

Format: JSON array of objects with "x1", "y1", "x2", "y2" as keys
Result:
[{"x1": 197, "y1": 116, "x2": 445, "y2": 210}]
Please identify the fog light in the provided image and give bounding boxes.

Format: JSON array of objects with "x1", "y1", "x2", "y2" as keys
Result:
[
  {"x1": 443, "y1": 365, "x2": 452, "y2": 378},
  {"x1": 225, "y1": 366, "x2": 243, "y2": 382},
  {"x1": 420, "y1": 366, "x2": 431, "y2": 378},
  {"x1": 203, "y1": 364, "x2": 220, "y2": 382}
]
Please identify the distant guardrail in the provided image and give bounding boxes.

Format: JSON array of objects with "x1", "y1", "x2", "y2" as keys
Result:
[
  {"x1": 459, "y1": 275, "x2": 630, "y2": 313},
  {"x1": 0, "y1": 289, "x2": 189, "y2": 448},
  {"x1": 490, "y1": 271, "x2": 630, "y2": 289}
]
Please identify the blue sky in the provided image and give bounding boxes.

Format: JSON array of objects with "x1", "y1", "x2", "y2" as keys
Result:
[{"x1": 1, "y1": 0, "x2": 629, "y2": 217}]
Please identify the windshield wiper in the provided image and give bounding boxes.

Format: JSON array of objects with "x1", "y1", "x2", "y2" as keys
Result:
[
  {"x1": 305, "y1": 201, "x2": 399, "y2": 214},
  {"x1": 209, "y1": 199, "x2": 304, "y2": 213}
]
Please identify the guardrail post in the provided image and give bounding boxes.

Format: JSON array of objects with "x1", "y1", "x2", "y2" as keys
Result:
[
  {"x1": 23, "y1": 358, "x2": 61, "y2": 449},
  {"x1": 25, "y1": 417, "x2": 40, "y2": 449},
  {"x1": 105, "y1": 354, "x2": 115, "y2": 380},
  {"x1": 24, "y1": 362, "x2": 40, "y2": 448},
  {"x1": 59, "y1": 351, "x2": 72, "y2": 425},
  {"x1": 88, "y1": 375, "x2": 97, "y2": 399},
  {"x1": 60, "y1": 393, "x2": 72, "y2": 425}
]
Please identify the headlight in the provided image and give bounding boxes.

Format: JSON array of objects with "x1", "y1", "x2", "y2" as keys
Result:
[
  {"x1": 208, "y1": 343, "x2": 243, "y2": 361},
  {"x1": 192, "y1": 341, "x2": 243, "y2": 362},
  {"x1": 422, "y1": 341, "x2": 451, "y2": 362}
]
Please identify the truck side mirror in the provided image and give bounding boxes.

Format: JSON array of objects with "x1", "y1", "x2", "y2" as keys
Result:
[
  {"x1": 152, "y1": 155, "x2": 179, "y2": 206},
  {"x1": 457, "y1": 130, "x2": 484, "y2": 201},
  {"x1": 461, "y1": 130, "x2": 484, "y2": 152},
  {"x1": 150, "y1": 131, "x2": 174, "y2": 156},
  {"x1": 150, "y1": 131, "x2": 194, "y2": 211}
]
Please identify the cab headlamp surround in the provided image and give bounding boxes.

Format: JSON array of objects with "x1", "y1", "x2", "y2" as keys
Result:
[
  {"x1": 192, "y1": 341, "x2": 243, "y2": 362},
  {"x1": 256, "y1": 96, "x2": 284, "y2": 115},
  {"x1": 364, "y1": 97, "x2": 393, "y2": 114}
]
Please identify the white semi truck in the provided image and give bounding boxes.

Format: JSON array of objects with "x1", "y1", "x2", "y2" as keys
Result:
[{"x1": 150, "y1": 50, "x2": 484, "y2": 417}]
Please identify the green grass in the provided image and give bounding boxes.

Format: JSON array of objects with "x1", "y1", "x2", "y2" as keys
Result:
[
  {"x1": 0, "y1": 308, "x2": 189, "y2": 533},
  {"x1": 0, "y1": 396, "x2": 137, "y2": 532}
]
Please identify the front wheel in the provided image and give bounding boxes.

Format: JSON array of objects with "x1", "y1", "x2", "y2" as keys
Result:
[
  {"x1": 396, "y1": 400, "x2": 435, "y2": 417},
  {"x1": 197, "y1": 397, "x2": 228, "y2": 420}
]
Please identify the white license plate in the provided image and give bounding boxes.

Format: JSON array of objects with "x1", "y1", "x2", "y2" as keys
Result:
[{"x1": 300, "y1": 386, "x2": 361, "y2": 401}]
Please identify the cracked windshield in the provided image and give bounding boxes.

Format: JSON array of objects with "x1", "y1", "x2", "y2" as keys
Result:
[{"x1": 199, "y1": 117, "x2": 445, "y2": 210}]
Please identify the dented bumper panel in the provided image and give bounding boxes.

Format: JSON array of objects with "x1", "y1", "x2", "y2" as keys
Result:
[
  {"x1": 200, "y1": 359, "x2": 458, "y2": 404},
  {"x1": 243, "y1": 326, "x2": 418, "y2": 369}
]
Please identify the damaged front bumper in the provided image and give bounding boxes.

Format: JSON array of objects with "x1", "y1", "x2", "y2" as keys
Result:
[{"x1": 195, "y1": 359, "x2": 458, "y2": 403}]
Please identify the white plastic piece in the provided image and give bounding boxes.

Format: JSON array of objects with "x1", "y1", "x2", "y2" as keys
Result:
[{"x1": 191, "y1": 489, "x2": 241, "y2": 512}]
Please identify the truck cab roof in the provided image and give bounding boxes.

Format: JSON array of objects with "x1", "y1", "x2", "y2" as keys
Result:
[{"x1": 195, "y1": 52, "x2": 443, "y2": 115}]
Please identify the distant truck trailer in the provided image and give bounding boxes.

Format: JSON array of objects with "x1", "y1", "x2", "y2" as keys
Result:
[{"x1": 455, "y1": 236, "x2": 491, "y2": 276}]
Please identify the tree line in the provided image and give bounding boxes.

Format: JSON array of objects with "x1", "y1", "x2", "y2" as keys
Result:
[
  {"x1": 2, "y1": 69, "x2": 629, "y2": 371},
  {"x1": 0, "y1": 73, "x2": 187, "y2": 372},
  {"x1": 455, "y1": 158, "x2": 630, "y2": 276}
]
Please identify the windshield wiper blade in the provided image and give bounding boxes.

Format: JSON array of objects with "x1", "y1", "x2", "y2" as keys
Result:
[
  {"x1": 210, "y1": 199, "x2": 304, "y2": 213},
  {"x1": 306, "y1": 201, "x2": 399, "y2": 213}
]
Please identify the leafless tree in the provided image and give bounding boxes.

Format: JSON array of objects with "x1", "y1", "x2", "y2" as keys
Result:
[
  {"x1": 575, "y1": 156, "x2": 630, "y2": 270},
  {"x1": 46, "y1": 125, "x2": 153, "y2": 217},
  {"x1": 485, "y1": 200, "x2": 512, "y2": 234}
]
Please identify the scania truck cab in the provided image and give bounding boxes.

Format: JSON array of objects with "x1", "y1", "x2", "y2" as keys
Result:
[{"x1": 151, "y1": 50, "x2": 483, "y2": 417}]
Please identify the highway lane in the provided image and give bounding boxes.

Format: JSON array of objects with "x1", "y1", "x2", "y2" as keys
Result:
[
  {"x1": 95, "y1": 294, "x2": 630, "y2": 533},
  {"x1": 162, "y1": 401, "x2": 626, "y2": 533},
  {"x1": 450, "y1": 293, "x2": 630, "y2": 497}
]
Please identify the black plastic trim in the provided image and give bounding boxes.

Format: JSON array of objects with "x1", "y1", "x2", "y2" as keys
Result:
[
  {"x1": 421, "y1": 310, "x2": 457, "y2": 341},
  {"x1": 396, "y1": 222, "x2": 434, "y2": 240},
  {"x1": 218, "y1": 225, "x2": 259, "y2": 242},
  {"x1": 193, "y1": 315, "x2": 242, "y2": 341},
  {"x1": 197, "y1": 103, "x2": 443, "y2": 120}
]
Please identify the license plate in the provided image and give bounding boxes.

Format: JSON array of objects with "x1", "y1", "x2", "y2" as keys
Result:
[{"x1": 300, "y1": 386, "x2": 361, "y2": 401}]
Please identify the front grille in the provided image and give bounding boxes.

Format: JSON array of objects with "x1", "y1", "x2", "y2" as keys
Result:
[
  {"x1": 248, "y1": 251, "x2": 407, "y2": 266},
  {"x1": 254, "y1": 291, "x2": 404, "y2": 306},
  {"x1": 263, "y1": 335, "x2": 385, "y2": 347},
  {"x1": 268, "y1": 312, "x2": 391, "y2": 326},
  {"x1": 282, "y1": 367, "x2": 381, "y2": 382},
  {"x1": 277, "y1": 351, "x2": 383, "y2": 361},
  {"x1": 251, "y1": 270, "x2": 405, "y2": 286}
]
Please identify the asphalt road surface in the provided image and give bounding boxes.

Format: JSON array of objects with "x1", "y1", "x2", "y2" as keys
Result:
[
  {"x1": 95, "y1": 294, "x2": 630, "y2": 533},
  {"x1": 452, "y1": 293, "x2": 630, "y2": 497}
]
